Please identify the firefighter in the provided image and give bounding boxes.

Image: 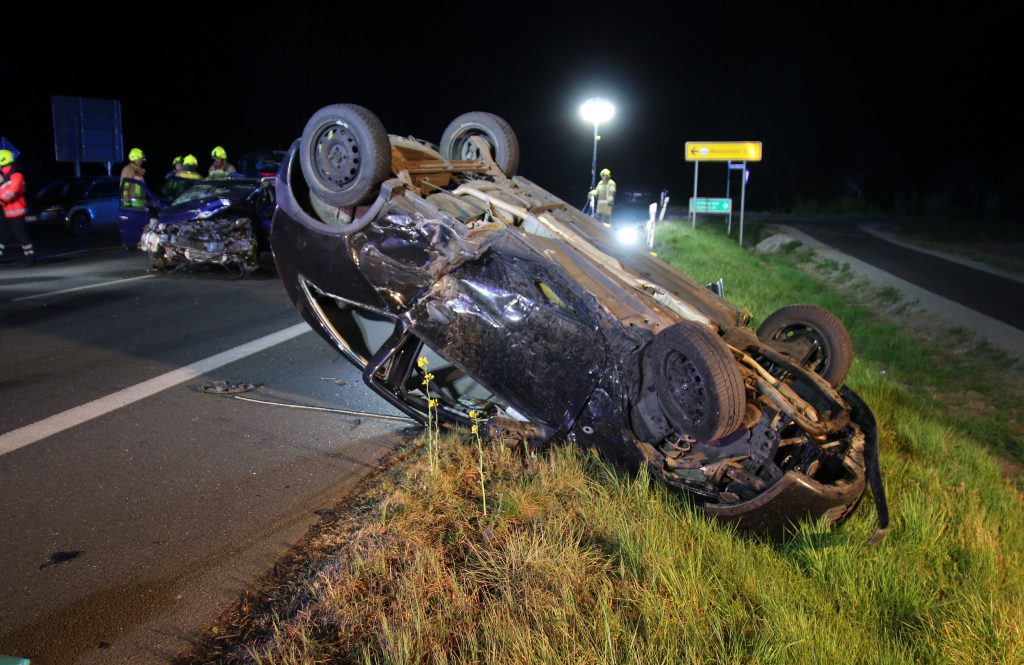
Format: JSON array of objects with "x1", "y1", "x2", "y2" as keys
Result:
[
  {"x1": 165, "y1": 155, "x2": 183, "y2": 180},
  {"x1": 0, "y1": 149, "x2": 34, "y2": 265},
  {"x1": 208, "y1": 146, "x2": 236, "y2": 179},
  {"x1": 180, "y1": 154, "x2": 202, "y2": 180},
  {"x1": 588, "y1": 167, "x2": 616, "y2": 224},
  {"x1": 162, "y1": 154, "x2": 202, "y2": 200},
  {"x1": 120, "y1": 147, "x2": 148, "y2": 209}
]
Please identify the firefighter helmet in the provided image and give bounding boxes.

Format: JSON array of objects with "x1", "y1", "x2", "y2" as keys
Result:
[
  {"x1": 0, "y1": 149, "x2": 13, "y2": 166},
  {"x1": 600, "y1": 168, "x2": 611, "y2": 177},
  {"x1": 183, "y1": 154, "x2": 199, "y2": 167},
  {"x1": 211, "y1": 146, "x2": 228, "y2": 160},
  {"x1": 129, "y1": 148, "x2": 145, "y2": 162}
]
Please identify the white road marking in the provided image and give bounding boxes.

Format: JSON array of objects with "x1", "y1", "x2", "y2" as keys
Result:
[
  {"x1": 12, "y1": 274, "x2": 156, "y2": 302},
  {"x1": 0, "y1": 323, "x2": 311, "y2": 456}
]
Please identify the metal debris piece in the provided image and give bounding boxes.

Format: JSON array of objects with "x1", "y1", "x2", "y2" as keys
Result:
[{"x1": 200, "y1": 380, "x2": 257, "y2": 395}]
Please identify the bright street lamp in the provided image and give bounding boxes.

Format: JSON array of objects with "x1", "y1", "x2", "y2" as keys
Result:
[{"x1": 580, "y1": 97, "x2": 615, "y2": 193}]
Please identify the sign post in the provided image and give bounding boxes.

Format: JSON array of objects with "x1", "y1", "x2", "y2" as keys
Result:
[{"x1": 685, "y1": 141, "x2": 762, "y2": 244}]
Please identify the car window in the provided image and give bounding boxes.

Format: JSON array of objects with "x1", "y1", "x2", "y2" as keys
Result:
[
  {"x1": 65, "y1": 180, "x2": 92, "y2": 200},
  {"x1": 88, "y1": 180, "x2": 120, "y2": 198}
]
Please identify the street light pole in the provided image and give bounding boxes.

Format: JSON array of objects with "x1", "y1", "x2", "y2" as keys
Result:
[{"x1": 580, "y1": 97, "x2": 615, "y2": 214}]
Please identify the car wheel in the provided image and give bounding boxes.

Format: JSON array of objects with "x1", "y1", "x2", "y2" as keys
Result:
[
  {"x1": 70, "y1": 211, "x2": 91, "y2": 240},
  {"x1": 440, "y1": 112, "x2": 519, "y2": 176},
  {"x1": 299, "y1": 104, "x2": 391, "y2": 208},
  {"x1": 756, "y1": 304, "x2": 853, "y2": 387},
  {"x1": 643, "y1": 321, "x2": 747, "y2": 442}
]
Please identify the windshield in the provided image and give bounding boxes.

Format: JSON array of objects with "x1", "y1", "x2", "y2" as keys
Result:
[{"x1": 171, "y1": 182, "x2": 257, "y2": 206}]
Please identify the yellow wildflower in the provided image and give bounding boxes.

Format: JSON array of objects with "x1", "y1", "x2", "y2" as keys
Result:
[
  {"x1": 428, "y1": 398, "x2": 438, "y2": 408},
  {"x1": 468, "y1": 410, "x2": 479, "y2": 420},
  {"x1": 471, "y1": 424, "x2": 479, "y2": 435},
  {"x1": 417, "y1": 356, "x2": 429, "y2": 369}
]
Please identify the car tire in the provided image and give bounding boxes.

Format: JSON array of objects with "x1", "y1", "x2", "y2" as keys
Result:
[
  {"x1": 70, "y1": 211, "x2": 91, "y2": 240},
  {"x1": 643, "y1": 321, "x2": 747, "y2": 442},
  {"x1": 440, "y1": 112, "x2": 519, "y2": 176},
  {"x1": 756, "y1": 304, "x2": 853, "y2": 387},
  {"x1": 299, "y1": 104, "x2": 391, "y2": 208}
]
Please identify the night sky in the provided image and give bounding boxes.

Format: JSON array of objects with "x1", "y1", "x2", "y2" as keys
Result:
[{"x1": 6, "y1": 4, "x2": 1018, "y2": 215}]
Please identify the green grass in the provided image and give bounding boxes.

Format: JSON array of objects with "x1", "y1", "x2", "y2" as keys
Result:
[{"x1": 205, "y1": 222, "x2": 1024, "y2": 664}]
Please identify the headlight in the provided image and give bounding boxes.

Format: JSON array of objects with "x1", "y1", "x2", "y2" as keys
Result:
[{"x1": 615, "y1": 225, "x2": 639, "y2": 246}]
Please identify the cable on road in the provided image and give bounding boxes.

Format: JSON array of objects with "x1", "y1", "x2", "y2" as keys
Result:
[{"x1": 232, "y1": 395, "x2": 419, "y2": 424}]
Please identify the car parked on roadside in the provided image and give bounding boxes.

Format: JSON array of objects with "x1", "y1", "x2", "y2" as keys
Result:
[
  {"x1": 270, "y1": 104, "x2": 889, "y2": 539},
  {"x1": 27, "y1": 175, "x2": 156, "y2": 239}
]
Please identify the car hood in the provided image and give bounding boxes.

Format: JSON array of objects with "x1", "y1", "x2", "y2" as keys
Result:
[{"x1": 159, "y1": 197, "x2": 240, "y2": 224}]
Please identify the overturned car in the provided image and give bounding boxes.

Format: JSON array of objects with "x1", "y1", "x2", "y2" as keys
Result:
[
  {"x1": 270, "y1": 104, "x2": 889, "y2": 539},
  {"x1": 138, "y1": 178, "x2": 275, "y2": 273}
]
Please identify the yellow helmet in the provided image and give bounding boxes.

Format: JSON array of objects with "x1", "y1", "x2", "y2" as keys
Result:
[
  {"x1": 211, "y1": 146, "x2": 227, "y2": 160},
  {"x1": 183, "y1": 154, "x2": 199, "y2": 167},
  {"x1": 172, "y1": 155, "x2": 183, "y2": 166},
  {"x1": 600, "y1": 168, "x2": 611, "y2": 177},
  {"x1": 0, "y1": 149, "x2": 13, "y2": 166},
  {"x1": 129, "y1": 147, "x2": 145, "y2": 162}
]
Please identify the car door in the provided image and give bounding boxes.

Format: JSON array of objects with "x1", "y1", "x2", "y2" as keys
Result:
[{"x1": 117, "y1": 179, "x2": 165, "y2": 247}]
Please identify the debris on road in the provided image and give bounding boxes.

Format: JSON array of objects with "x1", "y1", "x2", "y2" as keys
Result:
[
  {"x1": 199, "y1": 380, "x2": 258, "y2": 395},
  {"x1": 39, "y1": 550, "x2": 81, "y2": 570}
]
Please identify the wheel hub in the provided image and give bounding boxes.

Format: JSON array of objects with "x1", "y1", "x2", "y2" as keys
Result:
[{"x1": 315, "y1": 124, "x2": 361, "y2": 186}]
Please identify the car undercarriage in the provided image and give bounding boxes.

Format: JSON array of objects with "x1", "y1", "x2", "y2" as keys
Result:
[{"x1": 269, "y1": 104, "x2": 890, "y2": 540}]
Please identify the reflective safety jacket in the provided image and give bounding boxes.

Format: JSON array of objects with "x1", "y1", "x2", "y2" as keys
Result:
[
  {"x1": 0, "y1": 165, "x2": 27, "y2": 218},
  {"x1": 208, "y1": 161, "x2": 236, "y2": 179},
  {"x1": 588, "y1": 178, "x2": 616, "y2": 215}
]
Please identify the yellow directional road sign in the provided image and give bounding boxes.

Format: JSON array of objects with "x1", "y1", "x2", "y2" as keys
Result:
[{"x1": 685, "y1": 141, "x2": 762, "y2": 162}]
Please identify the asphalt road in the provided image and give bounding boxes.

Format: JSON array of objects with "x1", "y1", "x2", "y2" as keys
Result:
[
  {"x1": 777, "y1": 218, "x2": 1024, "y2": 330},
  {"x1": 0, "y1": 247, "x2": 416, "y2": 664}
]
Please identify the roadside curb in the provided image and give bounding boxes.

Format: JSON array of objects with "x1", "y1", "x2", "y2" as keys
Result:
[
  {"x1": 858, "y1": 224, "x2": 1024, "y2": 286},
  {"x1": 773, "y1": 225, "x2": 1024, "y2": 360}
]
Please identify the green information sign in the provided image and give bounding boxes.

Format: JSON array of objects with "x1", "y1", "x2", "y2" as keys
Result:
[{"x1": 689, "y1": 197, "x2": 732, "y2": 214}]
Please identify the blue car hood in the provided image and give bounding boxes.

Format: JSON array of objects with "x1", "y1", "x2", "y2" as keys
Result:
[{"x1": 159, "y1": 197, "x2": 237, "y2": 224}]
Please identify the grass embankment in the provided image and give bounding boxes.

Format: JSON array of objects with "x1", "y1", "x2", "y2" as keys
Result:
[{"x1": 204, "y1": 223, "x2": 1024, "y2": 664}]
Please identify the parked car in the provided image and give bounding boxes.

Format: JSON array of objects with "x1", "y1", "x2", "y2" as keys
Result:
[
  {"x1": 27, "y1": 175, "x2": 150, "y2": 239},
  {"x1": 135, "y1": 178, "x2": 275, "y2": 273},
  {"x1": 269, "y1": 104, "x2": 889, "y2": 540},
  {"x1": 237, "y1": 150, "x2": 287, "y2": 178}
]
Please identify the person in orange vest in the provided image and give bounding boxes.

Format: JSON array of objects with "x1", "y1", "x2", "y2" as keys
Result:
[{"x1": 0, "y1": 149, "x2": 35, "y2": 265}]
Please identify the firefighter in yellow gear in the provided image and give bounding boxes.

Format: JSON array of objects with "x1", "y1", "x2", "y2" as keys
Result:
[
  {"x1": 588, "y1": 168, "x2": 616, "y2": 224},
  {"x1": 161, "y1": 154, "x2": 202, "y2": 200},
  {"x1": 208, "y1": 146, "x2": 237, "y2": 179},
  {"x1": 120, "y1": 147, "x2": 148, "y2": 209}
]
